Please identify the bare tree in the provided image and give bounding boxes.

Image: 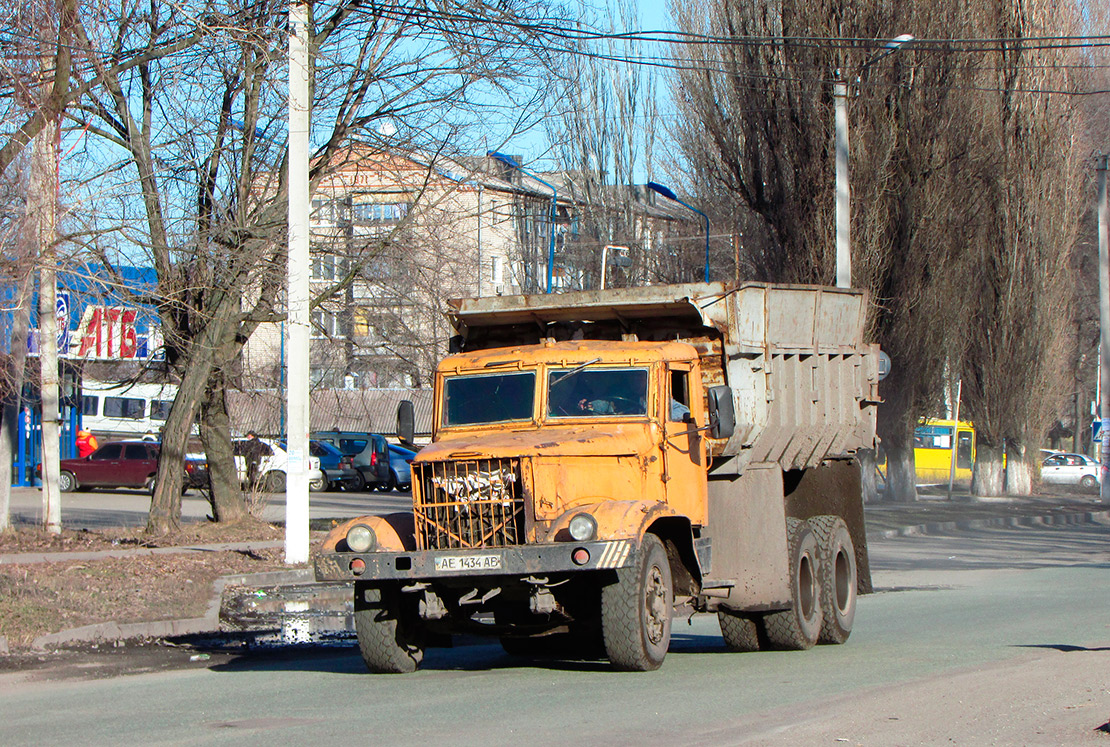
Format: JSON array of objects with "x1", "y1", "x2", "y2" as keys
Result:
[
  {"x1": 64, "y1": 0, "x2": 564, "y2": 532},
  {"x1": 668, "y1": 0, "x2": 985, "y2": 501},
  {"x1": 959, "y1": 0, "x2": 1085, "y2": 496}
]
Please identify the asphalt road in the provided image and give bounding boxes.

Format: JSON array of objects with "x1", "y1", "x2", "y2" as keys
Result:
[
  {"x1": 5, "y1": 485, "x2": 414, "y2": 529},
  {"x1": 2, "y1": 518, "x2": 1108, "y2": 745}
]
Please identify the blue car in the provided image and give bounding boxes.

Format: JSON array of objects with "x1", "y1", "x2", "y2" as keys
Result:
[
  {"x1": 307, "y1": 439, "x2": 361, "y2": 491},
  {"x1": 380, "y1": 444, "x2": 416, "y2": 492}
]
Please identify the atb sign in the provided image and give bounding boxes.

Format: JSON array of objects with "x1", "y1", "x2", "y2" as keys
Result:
[{"x1": 75, "y1": 305, "x2": 140, "y2": 359}]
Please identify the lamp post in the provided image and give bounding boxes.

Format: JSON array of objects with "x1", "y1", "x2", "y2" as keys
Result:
[
  {"x1": 647, "y1": 181, "x2": 710, "y2": 282},
  {"x1": 834, "y1": 34, "x2": 914, "y2": 289},
  {"x1": 487, "y1": 151, "x2": 558, "y2": 294}
]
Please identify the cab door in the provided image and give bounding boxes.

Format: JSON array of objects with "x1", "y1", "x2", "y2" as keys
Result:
[{"x1": 662, "y1": 363, "x2": 708, "y2": 525}]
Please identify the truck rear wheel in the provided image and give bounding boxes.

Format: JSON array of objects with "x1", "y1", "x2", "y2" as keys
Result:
[
  {"x1": 763, "y1": 518, "x2": 822, "y2": 650},
  {"x1": 353, "y1": 586, "x2": 425, "y2": 673},
  {"x1": 601, "y1": 533, "x2": 673, "y2": 671},
  {"x1": 718, "y1": 611, "x2": 761, "y2": 652},
  {"x1": 809, "y1": 515, "x2": 857, "y2": 644}
]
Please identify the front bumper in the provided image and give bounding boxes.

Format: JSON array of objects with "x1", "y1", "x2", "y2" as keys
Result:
[{"x1": 314, "y1": 538, "x2": 636, "y2": 582}]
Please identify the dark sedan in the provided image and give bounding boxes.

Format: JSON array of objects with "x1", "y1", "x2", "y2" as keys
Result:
[{"x1": 53, "y1": 440, "x2": 161, "y2": 492}]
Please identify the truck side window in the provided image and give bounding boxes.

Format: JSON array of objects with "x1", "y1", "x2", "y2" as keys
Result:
[{"x1": 669, "y1": 370, "x2": 691, "y2": 422}]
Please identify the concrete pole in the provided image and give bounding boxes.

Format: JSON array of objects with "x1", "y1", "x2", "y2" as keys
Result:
[
  {"x1": 834, "y1": 78, "x2": 851, "y2": 289},
  {"x1": 1098, "y1": 156, "x2": 1109, "y2": 503},
  {"x1": 32, "y1": 101, "x2": 61, "y2": 533},
  {"x1": 285, "y1": 0, "x2": 311, "y2": 563}
]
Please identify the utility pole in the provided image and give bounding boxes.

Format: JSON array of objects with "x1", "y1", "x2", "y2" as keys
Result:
[
  {"x1": 285, "y1": 0, "x2": 311, "y2": 563},
  {"x1": 834, "y1": 76, "x2": 851, "y2": 289},
  {"x1": 34, "y1": 101, "x2": 61, "y2": 533},
  {"x1": 1098, "y1": 156, "x2": 1109, "y2": 503}
]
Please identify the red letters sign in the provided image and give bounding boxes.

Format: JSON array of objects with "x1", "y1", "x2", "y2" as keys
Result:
[{"x1": 75, "y1": 306, "x2": 139, "y2": 359}]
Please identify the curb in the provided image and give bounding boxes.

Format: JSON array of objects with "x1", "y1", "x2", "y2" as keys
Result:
[
  {"x1": 872, "y1": 508, "x2": 1110, "y2": 539},
  {"x1": 28, "y1": 568, "x2": 315, "y2": 652}
]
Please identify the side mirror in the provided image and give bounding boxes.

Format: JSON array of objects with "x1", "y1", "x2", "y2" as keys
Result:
[
  {"x1": 707, "y1": 385, "x2": 736, "y2": 440},
  {"x1": 397, "y1": 400, "x2": 415, "y2": 445}
]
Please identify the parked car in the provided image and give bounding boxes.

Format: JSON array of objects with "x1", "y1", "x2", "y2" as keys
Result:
[
  {"x1": 232, "y1": 437, "x2": 324, "y2": 493},
  {"x1": 380, "y1": 443, "x2": 416, "y2": 492},
  {"x1": 307, "y1": 439, "x2": 361, "y2": 491},
  {"x1": 50, "y1": 440, "x2": 161, "y2": 492},
  {"x1": 1041, "y1": 452, "x2": 1100, "y2": 489},
  {"x1": 346, "y1": 433, "x2": 391, "y2": 491}
]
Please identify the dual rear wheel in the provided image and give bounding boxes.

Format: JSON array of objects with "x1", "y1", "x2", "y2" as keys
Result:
[{"x1": 719, "y1": 515, "x2": 857, "y2": 651}]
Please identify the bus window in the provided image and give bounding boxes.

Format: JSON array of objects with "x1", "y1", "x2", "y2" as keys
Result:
[
  {"x1": 104, "y1": 396, "x2": 145, "y2": 420},
  {"x1": 81, "y1": 395, "x2": 99, "y2": 417},
  {"x1": 150, "y1": 400, "x2": 173, "y2": 421}
]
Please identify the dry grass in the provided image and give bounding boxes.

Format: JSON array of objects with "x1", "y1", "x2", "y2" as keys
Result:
[{"x1": 0, "y1": 522, "x2": 306, "y2": 651}]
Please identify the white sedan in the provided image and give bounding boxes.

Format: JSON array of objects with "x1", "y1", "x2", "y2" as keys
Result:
[
  {"x1": 1040, "y1": 452, "x2": 1101, "y2": 490},
  {"x1": 233, "y1": 437, "x2": 324, "y2": 493}
]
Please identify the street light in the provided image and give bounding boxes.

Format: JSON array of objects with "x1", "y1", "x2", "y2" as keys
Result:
[
  {"x1": 487, "y1": 151, "x2": 558, "y2": 294},
  {"x1": 834, "y1": 34, "x2": 914, "y2": 289},
  {"x1": 647, "y1": 181, "x2": 710, "y2": 282}
]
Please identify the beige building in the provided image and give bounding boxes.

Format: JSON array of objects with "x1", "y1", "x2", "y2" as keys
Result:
[{"x1": 242, "y1": 145, "x2": 691, "y2": 391}]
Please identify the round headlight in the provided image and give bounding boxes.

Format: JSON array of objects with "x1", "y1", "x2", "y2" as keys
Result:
[
  {"x1": 568, "y1": 513, "x2": 598, "y2": 542},
  {"x1": 346, "y1": 524, "x2": 377, "y2": 553}
]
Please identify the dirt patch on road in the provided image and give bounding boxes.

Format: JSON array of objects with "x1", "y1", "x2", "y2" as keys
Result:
[{"x1": 0, "y1": 521, "x2": 309, "y2": 651}]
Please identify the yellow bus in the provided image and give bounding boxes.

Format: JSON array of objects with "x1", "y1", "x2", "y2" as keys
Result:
[{"x1": 913, "y1": 419, "x2": 975, "y2": 484}]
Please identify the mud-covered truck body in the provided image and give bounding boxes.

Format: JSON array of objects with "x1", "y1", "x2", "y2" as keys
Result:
[{"x1": 316, "y1": 281, "x2": 881, "y2": 672}]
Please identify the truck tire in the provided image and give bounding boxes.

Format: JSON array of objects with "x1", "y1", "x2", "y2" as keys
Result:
[
  {"x1": 718, "y1": 611, "x2": 761, "y2": 652},
  {"x1": 353, "y1": 586, "x2": 425, "y2": 674},
  {"x1": 601, "y1": 533, "x2": 673, "y2": 671},
  {"x1": 763, "y1": 518, "x2": 822, "y2": 650},
  {"x1": 809, "y1": 515, "x2": 857, "y2": 644}
]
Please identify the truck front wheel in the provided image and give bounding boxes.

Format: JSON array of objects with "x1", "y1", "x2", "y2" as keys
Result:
[
  {"x1": 601, "y1": 533, "x2": 673, "y2": 671},
  {"x1": 353, "y1": 585, "x2": 425, "y2": 673},
  {"x1": 763, "y1": 518, "x2": 823, "y2": 650},
  {"x1": 809, "y1": 515, "x2": 857, "y2": 644}
]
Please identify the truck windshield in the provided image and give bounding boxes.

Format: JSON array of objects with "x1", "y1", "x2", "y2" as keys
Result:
[
  {"x1": 443, "y1": 371, "x2": 536, "y2": 426},
  {"x1": 547, "y1": 367, "x2": 649, "y2": 418}
]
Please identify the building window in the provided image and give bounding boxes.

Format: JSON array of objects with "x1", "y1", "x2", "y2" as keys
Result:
[
  {"x1": 351, "y1": 202, "x2": 409, "y2": 225},
  {"x1": 312, "y1": 253, "x2": 347, "y2": 281},
  {"x1": 490, "y1": 256, "x2": 502, "y2": 283},
  {"x1": 311, "y1": 198, "x2": 338, "y2": 222},
  {"x1": 311, "y1": 310, "x2": 340, "y2": 338}
]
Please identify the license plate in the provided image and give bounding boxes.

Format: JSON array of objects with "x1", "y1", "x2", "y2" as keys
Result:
[{"x1": 434, "y1": 554, "x2": 503, "y2": 572}]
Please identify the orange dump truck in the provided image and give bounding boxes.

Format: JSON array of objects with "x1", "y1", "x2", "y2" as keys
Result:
[{"x1": 315, "y1": 281, "x2": 881, "y2": 672}]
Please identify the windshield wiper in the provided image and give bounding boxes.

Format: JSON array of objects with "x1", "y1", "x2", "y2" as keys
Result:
[
  {"x1": 484, "y1": 360, "x2": 521, "y2": 368},
  {"x1": 549, "y1": 358, "x2": 602, "y2": 387}
]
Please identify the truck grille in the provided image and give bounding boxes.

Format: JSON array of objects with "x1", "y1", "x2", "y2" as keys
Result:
[{"x1": 413, "y1": 458, "x2": 525, "y2": 550}]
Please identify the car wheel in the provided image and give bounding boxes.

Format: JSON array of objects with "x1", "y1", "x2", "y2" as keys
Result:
[
  {"x1": 263, "y1": 471, "x2": 286, "y2": 493},
  {"x1": 58, "y1": 471, "x2": 77, "y2": 493},
  {"x1": 145, "y1": 476, "x2": 157, "y2": 495},
  {"x1": 397, "y1": 482, "x2": 411, "y2": 492},
  {"x1": 377, "y1": 471, "x2": 397, "y2": 492},
  {"x1": 1080, "y1": 474, "x2": 1097, "y2": 490},
  {"x1": 351, "y1": 471, "x2": 367, "y2": 491},
  {"x1": 309, "y1": 474, "x2": 328, "y2": 492}
]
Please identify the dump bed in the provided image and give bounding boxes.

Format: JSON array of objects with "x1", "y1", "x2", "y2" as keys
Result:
[{"x1": 450, "y1": 282, "x2": 880, "y2": 474}]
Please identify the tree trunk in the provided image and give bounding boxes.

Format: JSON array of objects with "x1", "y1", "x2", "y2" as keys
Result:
[
  {"x1": 884, "y1": 444, "x2": 919, "y2": 502},
  {"x1": 972, "y1": 443, "x2": 1006, "y2": 497},
  {"x1": 1004, "y1": 442, "x2": 1034, "y2": 496},
  {"x1": 0, "y1": 269, "x2": 34, "y2": 531},
  {"x1": 199, "y1": 370, "x2": 246, "y2": 522}
]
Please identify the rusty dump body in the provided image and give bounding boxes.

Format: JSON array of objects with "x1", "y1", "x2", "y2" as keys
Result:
[{"x1": 316, "y1": 281, "x2": 881, "y2": 672}]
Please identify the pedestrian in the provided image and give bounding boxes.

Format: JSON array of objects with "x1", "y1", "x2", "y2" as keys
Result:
[
  {"x1": 76, "y1": 428, "x2": 98, "y2": 457},
  {"x1": 242, "y1": 430, "x2": 267, "y2": 488}
]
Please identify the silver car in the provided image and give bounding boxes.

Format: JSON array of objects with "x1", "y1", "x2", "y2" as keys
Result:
[{"x1": 1041, "y1": 452, "x2": 1100, "y2": 490}]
